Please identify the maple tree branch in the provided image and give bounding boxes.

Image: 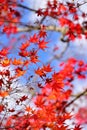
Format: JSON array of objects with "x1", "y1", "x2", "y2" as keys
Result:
[
  {"x1": 46, "y1": 42, "x2": 69, "y2": 64},
  {"x1": 17, "y1": 3, "x2": 37, "y2": 12},
  {"x1": 9, "y1": 1, "x2": 37, "y2": 12},
  {"x1": 17, "y1": 25, "x2": 67, "y2": 32},
  {"x1": 64, "y1": 89, "x2": 87, "y2": 109}
]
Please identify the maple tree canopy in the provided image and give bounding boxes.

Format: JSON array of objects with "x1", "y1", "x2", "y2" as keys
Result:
[{"x1": 0, "y1": 0, "x2": 87, "y2": 130}]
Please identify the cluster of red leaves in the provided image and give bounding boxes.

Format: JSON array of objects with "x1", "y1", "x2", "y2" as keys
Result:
[
  {"x1": 36, "y1": 1, "x2": 87, "y2": 40},
  {"x1": 0, "y1": 0, "x2": 87, "y2": 130},
  {"x1": 0, "y1": 58, "x2": 86, "y2": 129},
  {"x1": 76, "y1": 107, "x2": 87, "y2": 125},
  {"x1": 0, "y1": 30, "x2": 48, "y2": 77},
  {"x1": 0, "y1": 0, "x2": 20, "y2": 35}
]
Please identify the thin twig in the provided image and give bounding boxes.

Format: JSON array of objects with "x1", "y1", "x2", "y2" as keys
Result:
[{"x1": 64, "y1": 89, "x2": 87, "y2": 109}]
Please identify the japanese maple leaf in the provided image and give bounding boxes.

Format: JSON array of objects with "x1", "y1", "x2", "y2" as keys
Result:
[
  {"x1": 15, "y1": 67, "x2": 26, "y2": 77},
  {"x1": 38, "y1": 40, "x2": 48, "y2": 50},
  {"x1": 29, "y1": 49, "x2": 39, "y2": 63},
  {"x1": 59, "y1": 3, "x2": 67, "y2": 11},
  {"x1": 0, "y1": 48, "x2": 9, "y2": 57},
  {"x1": 8, "y1": 109, "x2": 15, "y2": 112},
  {"x1": 20, "y1": 41, "x2": 30, "y2": 50},
  {"x1": 25, "y1": 106, "x2": 32, "y2": 112},
  {"x1": 12, "y1": 58, "x2": 23, "y2": 66},
  {"x1": 0, "y1": 105, "x2": 4, "y2": 112},
  {"x1": 20, "y1": 95, "x2": 28, "y2": 102},
  {"x1": 35, "y1": 68, "x2": 46, "y2": 77},
  {"x1": 36, "y1": 9, "x2": 43, "y2": 16},
  {"x1": 43, "y1": 64, "x2": 52, "y2": 72},
  {"x1": 35, "y1": 95, "x2": 46, "y2": 107},
  {"x1": 75, "y1": 107, "x2": 87, "y2": 125},
  {"x1": 1, "y1": 58, "x2": 10, "y2": 67},
  {"x1": 57, "y1": 125, "x2": 68, "y2": 130},
  {"x1": 59, "y1": 17, "x2": 71, "y2": 26},
  {"x1": 30, "y1": 55, "x2": 39, "y2": 63},
  {"x1": 23, "y1": 60, "x2": 30, "y2": 67},
  {"x1": 29, "y1": 34, "x2": 39, "y2": 43},
  {"x1": 0, "y1": 91, "x2": 9, "y2": 97},
  {"x1": 74, "y1": 125, "x2": 82, "y2": 130},
  {"x1": 38, "y1": 31, "x2": 47, "y2": 38},
  {"x1": 19, "y1": 50, "x2": 29, "y2": 57}
]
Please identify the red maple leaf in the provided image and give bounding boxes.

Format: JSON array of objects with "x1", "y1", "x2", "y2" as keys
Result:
[
  {"x1": 74, "y1": 125, "x2": 82, "y2": 130},
  {"x1": 38, "y1": 40, "x2": 48, "y2": 50},
  {"x1": 29, "y1": 34, "x2": 39, "y2": 43},
  {"x1": 20, "y1": 41, "x2": 30, "y2": 50},
  {"x1": 38, "y1": 31, "x2": 47, "y2": 38},
  {"x1": 36, "y1": 9, "x2": 43, "y2": 16},
  {"x1": 19, "y1": 50, "x2": 29, "y2": 57},
  {"x1": 0, "y1": 48, "x2": 9, "y2": 56},
  {"x1": 0, "y1": 105, "x2": 4, "y2": 112},
  {"x1": 20, "y1": 95, "x2": 28, "y2": 102},
  {"x1": 43, "y1": 64, "x2": 52, "y2": 72},
  {"x1": 35, "y1": 68, "x2": 46, "y2": 77}
]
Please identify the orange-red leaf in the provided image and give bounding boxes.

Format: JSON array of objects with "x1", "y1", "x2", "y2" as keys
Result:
[
  {"x1": 25, "y1": 106, "x2": 32, "y2": 112},
  {"x1": 12, "y1": 58, "x2": 23, "y2": 65},
  {"x1": 1, "y1": 58, "x2": 10, "y2": 67},
  {"x1": 19, "y1": 50, "x2": 29, "y2": 57},
  {"x1": 20, "y1": 41, "x2": 30, "y2": 50},
  {"x1": 29, "y1": 34, "x2": 39, "y2": 43},
  {"x1": 43, "y1": 64, "x2": 52, "y2": 72},
  {"x1": 38, "y1": 40, "x2": 48, "y2": 50},
  {"x1": 0, "y1": 91, "x2": 9, "y2": 97},
  {"x1": 0, "y1": 105, "x2": 4, "y2": 112},
  {"x1": 15, "y1": 67, "x2": 26, "y2": 77},
  {"x1": 35, "y1": 68, "x2": 45, "y2": 77},
  {"x1": 0, "y1": 48, "x2": 9, "y2": 56}
]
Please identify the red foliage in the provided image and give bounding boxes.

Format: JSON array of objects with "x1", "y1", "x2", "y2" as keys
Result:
[{"x1": 0, "y1": 0, "x2": 87, "y2": 130}]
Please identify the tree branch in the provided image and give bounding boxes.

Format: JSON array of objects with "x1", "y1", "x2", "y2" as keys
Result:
[{"x1": 64, "y1": 89, "x2": 87, "y2": 109}]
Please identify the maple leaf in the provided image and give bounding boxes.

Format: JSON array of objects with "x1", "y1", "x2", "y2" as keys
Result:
[
  {"x1": 35, "y1": 68, "x2": 46, "y2": 77},
  {"x1": 8, "y1": 109, "x2": 15, "y2": 112},
  {"x1": 74, "y1": 125, "x2": 82, "y2": 130},
  {"x1": 59, "y1": 3, "x2": 67, "y2": 11},
  {"x1": 38, "y1": 31, "x2": 47, "y2": 38},
  {"x1": 4, "y1": 70, "x2": 10, "y2": 76},
  {"x1": 0, "y1": 48, "x2": 9, "y2": 57},
  {"x1": 35, "y1": 95, "x2": 46, "y2": 107},
  {"x1": 29, "y1": 49, "x2": 39, "y2": 63},
  {"x1": 15, "y1": 67, "x2": 26, "y2": 77},
  {"x1": 23, "y1": 60, "x2": 30, "y2": 67},
  {"x1": 20, "y1": 41, "x2": 30, "y2": 50},
  {"x1": 36, "y1": 9, "x2": 43, "y2": 16},
  {"x1": 0, "y1": 105, "x2": 4, "y2": 112},
  {"x1": 0, "y1": 91, "x2": 9, "y2": 97},
  {"x1": 25, "y1": 106, "x2": 32, "y2": 112},
  {"x1": 48, "y1": 90, "x2": 57, "y2": 100},
  {"x1": 19, "y1": 50, "x2": 29, "y2": 57},
  {"x1": 38, "y1": 40, "x2": 48, "y2": 50},
  {"x1": 20, "y1": 95, "x2": 28, "y2": 102},
  {"x1": 75, "y1": 107, "x2": 87, "y2": 125},
  {"x1": 43, "y1": 64, "x2": 52, "y2": 72},
  {"x1": 64, "y1": 89, "x2": 72, "y2": 99},
  {"x1": 57, "y1": 125, "x2": 68, "y2": 130},
  {"x1": 30, "y1": 55, "x2": 39, "y2": 63},
  {"x1": 12, "y1": 58, "x2": 23, "y2": 66},
  {"x1": 29, "y1": 34, "x2": 39, "y2": 43},
  {"x1": 0, "y1": 78, "x2": 4, "y2": 86},
  {"x1": 1, "y1": 58, "x2": 10, "y2": 67}
]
